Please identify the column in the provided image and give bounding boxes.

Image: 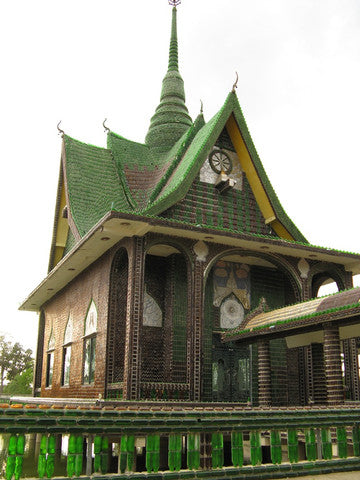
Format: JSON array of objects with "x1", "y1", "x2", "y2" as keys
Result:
[
  {"x1": 123, "y1": 236, "x2": 145, "y2": 400},
  {"x1": 323, "y1": 323, "x2": 344, "y2": 405},
  {"x1": 258, "y1": 339, "x2": 271, "y2": 406},
  {"x1": 191, "y1": 259, "x2": 205, "y2": 401},
  {"x1": 34, "y1": 311, "x2": 45, "y2": 394}
]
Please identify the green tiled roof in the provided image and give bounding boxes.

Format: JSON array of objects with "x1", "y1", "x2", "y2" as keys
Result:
[
  {"x1": 62, "y1": 90, "x2": 308, "y2": 246},
  {"x1": 64, "y1": 136, "x2": 132, "y2": 237},
  {"x1": 144, "y1": 91, "x2": 307, "y2": 244},
  {"x1": 56, "y1": 8, "x2": 308, "y2": 256}
]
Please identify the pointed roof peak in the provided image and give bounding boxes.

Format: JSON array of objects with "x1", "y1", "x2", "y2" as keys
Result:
[
  {"x1": 145, "y1": 2, "x2": 192, "y2": 153},
  {"x1": 168, "y1": 5, "x2": 179, "y2": 71}
]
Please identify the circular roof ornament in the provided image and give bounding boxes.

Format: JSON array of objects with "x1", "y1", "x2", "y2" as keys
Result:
[{"x1": 209, "y1": 149, "x2": 233, "y2": 174}]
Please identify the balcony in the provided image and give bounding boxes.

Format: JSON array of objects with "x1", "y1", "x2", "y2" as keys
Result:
[{"x1": 2, "y1": 400, "x2": 360, "y2": 479}]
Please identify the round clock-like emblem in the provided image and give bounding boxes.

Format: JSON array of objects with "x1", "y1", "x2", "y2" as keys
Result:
[
  {"x1": 220, "y1": 297, "x2": 244, "y2": 329},
  {"x1": 209, "y1": 150, "x2": 233, "y2": 174}
]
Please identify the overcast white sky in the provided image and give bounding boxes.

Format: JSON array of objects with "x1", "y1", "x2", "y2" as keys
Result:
[{"x1": 1, "y1": 0, "x2": 360, "y2": 353}]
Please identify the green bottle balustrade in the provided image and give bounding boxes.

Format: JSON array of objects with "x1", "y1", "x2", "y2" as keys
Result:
[{"x1": 2, "y1": 402, "x2": 360, "y2": 479}]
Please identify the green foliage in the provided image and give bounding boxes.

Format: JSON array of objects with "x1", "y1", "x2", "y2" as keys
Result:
[
  {"x1": 3, "y1": 368, "x2": 33, "y2": 395},
  {"x1": 0, "y1": 336, "x2": 33, "y2": 394}
]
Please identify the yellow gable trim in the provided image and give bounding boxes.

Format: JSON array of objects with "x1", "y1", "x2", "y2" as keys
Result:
[
  {"x1": 225, "y1": 115, "x2": 294, "y2": 241},
  {"x1": 53, "y1": 183, "x2": 69, "y2": 267}
]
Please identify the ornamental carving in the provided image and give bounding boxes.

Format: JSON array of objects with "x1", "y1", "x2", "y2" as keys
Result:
[
  {"x1": 193, "y1": 240, "x2": 209, "y2": 262},
  {"x1": 298, "y1": 258, "x2": 310, "y2": 279}
]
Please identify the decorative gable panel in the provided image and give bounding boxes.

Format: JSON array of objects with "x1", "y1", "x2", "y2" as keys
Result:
[{"x1": 199, "y1": 148, "x2": 243, "y2": 191}]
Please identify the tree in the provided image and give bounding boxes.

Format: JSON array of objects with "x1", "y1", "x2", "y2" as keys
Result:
[
  {"x1": 3, "y1": 367, "x2": 33, "y2": 395},
  {"x1": 0, "y1": 335, "x2": 33, "y2": 394}
]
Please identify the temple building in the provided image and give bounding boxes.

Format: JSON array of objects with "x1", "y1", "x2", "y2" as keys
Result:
[{"x1": 20, "y1": 3, "x2": 360, "y2": 408}]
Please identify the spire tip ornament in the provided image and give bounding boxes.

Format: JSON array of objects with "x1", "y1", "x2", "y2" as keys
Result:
[
  {"x1": 57, "y1": 121, "x2": 64, "y2": 137},
  {"x1": 232, "y1": 71, "x2": 239, "y2": 92},
  {"x1": 103, "y1": 118, "x2": 110, "y2": 133},
  {"x1": 168, "y1": 0, "x2": 181, "y2": 6}
]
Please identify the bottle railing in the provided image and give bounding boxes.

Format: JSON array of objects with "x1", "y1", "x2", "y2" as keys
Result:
[{"x1": 2, "y1": 403, "x2": 360, "y2": 479}]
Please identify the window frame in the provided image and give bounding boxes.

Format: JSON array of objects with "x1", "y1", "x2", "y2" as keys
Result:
[
  {"x1": 61, "y1": 317, "x2": 73, "y2": 387},
  {"x1": 45, "y1": 350, "x2": 54, "y2": 388},
  {"x1": 83, "y1": 333, "x2": 96, "y2": 385}
]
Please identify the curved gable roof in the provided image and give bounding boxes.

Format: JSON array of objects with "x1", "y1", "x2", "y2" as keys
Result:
[{"x1": 144, "y1": 92, "x2": 307, "y2": 243}]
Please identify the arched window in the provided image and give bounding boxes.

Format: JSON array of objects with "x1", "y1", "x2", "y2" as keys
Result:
[
  {"x1": 46, "y1": 329, "x2": 55, "y2": 388},
  {"x1": 62, "y1": 317, "x2": 73, "y2": 386},
  {"x1": 83, "y1": 301, "x2": 97, "y2": 384}
]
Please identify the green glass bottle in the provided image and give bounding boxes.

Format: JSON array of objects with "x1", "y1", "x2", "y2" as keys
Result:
[
  {"x1": 127, "y1": 436, "x2": 135, "y2": 472},
  {"x1": 337, "y1": 427, "x2": 347, "y2": 459},
  {"x1": 270, "y1": 430, "x2": 282, "y2": 465},
  {"x1": 250, "y1": 431, "x2": 261, "y2": 466},
  {"x1": 321, "y1": 428, "x2": 332, "y2": 460},
  {"x1": 6, "y1": 435, "x2": 17, "y2": 480},
  {"x1": 287, "y1": 429, "x2": 298, "y2": 463},
  {"x1": 305, "y1": 428, "x2": 316, "y2": 461},
  {"x1": 352, "y1": 426, "x2": 360, "y2": 457},
  {"x1": 168, "y1": 434, "x2": 181, "y2": 471},
  {"x1": 231, "y1": 431, "x2": 243, "y2": 467}
]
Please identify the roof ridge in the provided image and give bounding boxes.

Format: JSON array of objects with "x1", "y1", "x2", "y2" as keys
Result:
[
  {"x1": 107, "y1": 131, "x2": 140, "y2": 210},
  {"x1": 144, "y1": 93, "x2": 233, "y2": 214},
  {"x1": 148, "y1": 114, "x2": 205, "y2": 205}
]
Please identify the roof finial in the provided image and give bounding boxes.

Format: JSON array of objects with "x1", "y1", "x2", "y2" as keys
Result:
[
  {"x1": 145, "y1": 0, "x2": 192, "y2": 151},
  {"x1": 167, "y1": 1, "x2": 180, "y2": 71},
  {"x1": 200, "y1": 99, "x2": 204, "y2": 114},
  {"x1": 232, "y1": 72, "x2": 239, "y2": 92},
  {"x1": 103, "y1": 118, "x2": 110, "y2": 133},
  {"x1": 57, "y1": 121, "x2": 65, "y2": 137}
]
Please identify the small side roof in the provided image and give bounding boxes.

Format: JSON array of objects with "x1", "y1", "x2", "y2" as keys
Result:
[{"x1": 223, "y1": 287, "x2": 360, "y2": 344}]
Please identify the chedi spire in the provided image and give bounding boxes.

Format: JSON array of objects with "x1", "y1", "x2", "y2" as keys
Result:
[{"x1": 145, "y1": 4, "x2": 192, "y2": 153}]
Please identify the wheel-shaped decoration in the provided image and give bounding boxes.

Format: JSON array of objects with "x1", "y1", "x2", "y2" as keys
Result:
[
  {"x1": 220, "y1": 297, "x2": 244, "y2": 329},
  {"x1": 209, "y1": 149, "x2": 232, "y2": 174}
]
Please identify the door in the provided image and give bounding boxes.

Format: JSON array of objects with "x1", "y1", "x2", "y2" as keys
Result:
[{"x1": 212, "y1": 336, "x2": 250, "y2": 402}]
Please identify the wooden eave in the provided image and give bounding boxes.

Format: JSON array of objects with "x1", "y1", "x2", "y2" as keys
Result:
[{"x1": 19, "y1": 212, "x2": 360, "y2": 312}]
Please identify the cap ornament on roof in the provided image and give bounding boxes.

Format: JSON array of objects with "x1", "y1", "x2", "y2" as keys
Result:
[
  {"x1": 103, "y1": 118, "x2": 110, "y2": 133},
  {"x1": 232, "y1": 72, "x2": 239, "y2": 92},
  {"x1": 57, "y1": 121, "x2": 65, "y2": 137},
  {"x1": 168, "y1": 0, "x2": 181, "y2": 6}
]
